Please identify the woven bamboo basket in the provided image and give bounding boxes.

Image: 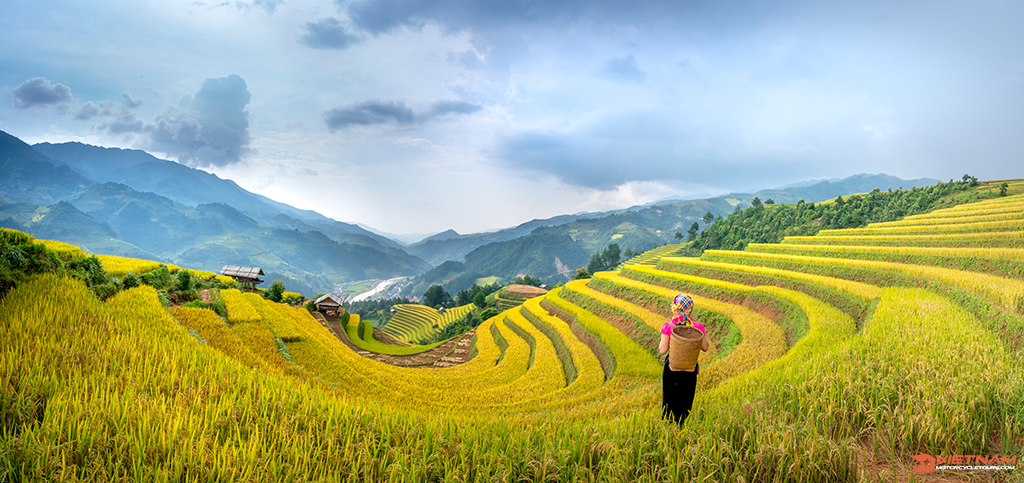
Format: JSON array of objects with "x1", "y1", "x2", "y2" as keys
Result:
[{"x1": 668, "y1": 324, "x2": 703, "y2": 372}]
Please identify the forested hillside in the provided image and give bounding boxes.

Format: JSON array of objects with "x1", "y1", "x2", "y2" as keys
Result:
[{"x1": 691, "y1": 177, "x2": 984, "y2": 252}]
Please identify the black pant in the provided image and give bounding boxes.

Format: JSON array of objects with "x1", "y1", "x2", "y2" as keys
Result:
[{"x1": 662, "y1": 360, "x2": 698, "y2": 425}]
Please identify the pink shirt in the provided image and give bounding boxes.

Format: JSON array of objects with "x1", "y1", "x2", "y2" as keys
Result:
[{"x1": 661, "y1": 316, "x2": 705, "y2": 373}]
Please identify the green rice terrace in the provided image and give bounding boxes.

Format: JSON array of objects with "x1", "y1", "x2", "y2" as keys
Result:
[
  {"x1": 381, "y1": 303, "x2": 475, "y2": 344},
  {"x1": 2, "y1": 188, "x2": 1023, "y2": 481}
]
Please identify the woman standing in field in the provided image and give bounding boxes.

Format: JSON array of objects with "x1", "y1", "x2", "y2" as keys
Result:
[{"x1": 659, "y1": 293, "x2": 708, "y2": 425}]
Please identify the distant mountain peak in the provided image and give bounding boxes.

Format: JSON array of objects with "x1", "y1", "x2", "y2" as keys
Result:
[{"x1": 420, "y1": 229, "x2": 462, "y2": 243}]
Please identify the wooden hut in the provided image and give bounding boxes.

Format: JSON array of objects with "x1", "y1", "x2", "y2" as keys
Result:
[
  {"x1": 219, "y1": 266, "x2": 265, "y2": 289},
  {"x1": 313, "y1": 293, "x2": 344, "y2": 317}
]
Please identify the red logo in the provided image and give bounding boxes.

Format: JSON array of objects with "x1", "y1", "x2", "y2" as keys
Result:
[
  {"x1": 912, "y1": 453, "x2": 1017, "y2": 473},
  {"x1": 912, "y1": 454, "x2": 936, "y2": 474}
]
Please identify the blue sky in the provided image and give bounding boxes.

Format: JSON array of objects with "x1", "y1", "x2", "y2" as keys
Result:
[{"x1": 2, "y1": 0, "x2": 1022, "y2": 235}]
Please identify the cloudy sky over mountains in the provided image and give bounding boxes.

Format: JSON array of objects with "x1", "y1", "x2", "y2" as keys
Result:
[{"x1": 2, "y1": 0, "x2": 1022, "y2": 234}]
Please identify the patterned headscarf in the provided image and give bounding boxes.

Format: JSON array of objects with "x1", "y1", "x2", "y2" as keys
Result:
[{"x1": 672, "y1": 294, "x2": 694, "y2": 322}]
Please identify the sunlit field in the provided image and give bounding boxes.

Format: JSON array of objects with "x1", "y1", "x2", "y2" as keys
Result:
[{"x1": 3, "y1": 194, "x2": 1023, "y2": 481}]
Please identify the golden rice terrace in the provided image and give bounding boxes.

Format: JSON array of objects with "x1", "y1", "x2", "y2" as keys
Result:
[{"x1": 2, "y1": 193, "x2": 1023, "y2": 481}]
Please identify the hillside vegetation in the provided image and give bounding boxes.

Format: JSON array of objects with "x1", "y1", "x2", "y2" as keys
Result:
[
  {"x1": 690, "y1": 176, "x2": 991, "y2": 252},
  {"x1": 2, "y1": 185, "x2": 1023, "y2": 481}
]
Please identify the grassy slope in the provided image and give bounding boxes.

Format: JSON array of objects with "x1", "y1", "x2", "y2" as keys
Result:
[{"x1": 2, "y1": 184, "x2": 1023, "y2": 481}]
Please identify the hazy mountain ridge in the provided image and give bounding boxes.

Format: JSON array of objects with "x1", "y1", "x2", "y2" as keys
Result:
[
  {"x1": 1, "y1": 131, "x2": 431, "y2": 296},
  {"x1": 0, "y1": 131, "x2": 94, "y2": 205},
  {"x1": 401, "y1": 173, "x2": 942, "y2": 295},
  {"x1": 407, "y1": 212, "x2": 604, "y2": 266},
  {"x1": 32, "y1": 141, "x2": 407, "y2": 252},
  {"x1": 729, "y1": 173, "x2": 941, "y2": 205}
]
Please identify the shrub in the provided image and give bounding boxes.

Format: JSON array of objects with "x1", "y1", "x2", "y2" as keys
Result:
[
  {"x1": 265, "y1": 279, "x2": 285, "y2": 303},
  {"x1": 121, "y1": 272, "x2": 139, "y2": 289}
]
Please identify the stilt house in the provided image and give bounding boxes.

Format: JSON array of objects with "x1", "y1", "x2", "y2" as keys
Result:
[
  {"x1": 313, "y1": 293, "x2": 344, "y2": 316},
  {"x1": 219, "y1": 266, "x2": 265, "y2": 289}
]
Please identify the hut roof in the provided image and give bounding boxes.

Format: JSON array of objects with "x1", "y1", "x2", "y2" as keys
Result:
[
  {"x1": 314, "y1": 293, "x2": 343, "y2": 306},
  {"x1": 219, "y1": 266, "x2": 265, "y2": 279}
]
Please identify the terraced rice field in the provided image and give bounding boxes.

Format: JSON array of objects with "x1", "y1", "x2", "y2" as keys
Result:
[
  {"x1": 2, "y1": 192, "x2": 1023, "y2": 481},
  {"x1": 381, "y1": 303, "x2": 474, "y2": 343},
  {"x1": 621, "y1": 243, "x2": 684, "y2": 266},
  {"x1": 96, "y1": 253, "x2": 236, "y2": 284},
  {"x1": 490, "y1": 284, "x2": 550, "y2": 310}
]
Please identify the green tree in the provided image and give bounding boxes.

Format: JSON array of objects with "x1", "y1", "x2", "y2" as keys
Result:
[
  {"x1": 479, "y1": 308, "x2": 499, "y2": 320},
  {"x1": 422, "y1": 285, "x2": 454, "y2": 309},
  {"x1": 587, "y1": 243, "x2": 621, "y2": 274},
  {"x1": 140, "y1": 265, "x2": 172, "y2": 290},
  {"x1": 691, "y1": 179, "x2": 976, "y2": 253},
  {"x1": 473, "y1": 291, "x2": 486, "y2": 308},
  {"x1": 1000, "y1": 182, "x2": 1009, "y2": 197},
  {"x1": 174, "y1": 269, "x2": 194, "y2": 292},
  {"x1": 702, "y1": 211, "x2": 715, "y2": 226},
  {"x1": 266, "y1": 279, "x2": 285, "y2": 303},
  {"x1": 674, "y1": 231, "x2": 683, "y2": 240},
  {"x1": 686, "y1": 222, "x2": 699, "y2": 242},
  {"x1": 574, "y1": 268, "x2": 591, "y2": 280},
  {"x1": 603, "y1": 243, "x2": 620, "y2": 267},
  {"x1": 512, "y1": 274, "x2": 541, "y2": 286},
  {"x1": 121, "y1": 271, "x2": 138, "y2": 289},
  {"x1": 765, "y1": 198, "x2": 775, "y2": 205}
]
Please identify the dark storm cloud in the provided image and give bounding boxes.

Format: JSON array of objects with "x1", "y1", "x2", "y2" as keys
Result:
[
  {"x1": 144, "y1": 74, "x2": 252, "y2": 167},
  {"x1": 324, "y1": 99, "x2": 481, "y2": 131},
  {"x1": 602, "y1": 54, "x2": 645, "y2": 83},
  {"x1": 301, "y1": 17, "x2": 360, "y2": 49},
  {"x1": 11, "y1": 77, "x2": 73, "y2": 109}
]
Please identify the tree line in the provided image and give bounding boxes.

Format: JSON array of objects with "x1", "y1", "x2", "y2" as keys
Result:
[{"x1": 690, "y1": 176, "x2": 979, "y2": 252}]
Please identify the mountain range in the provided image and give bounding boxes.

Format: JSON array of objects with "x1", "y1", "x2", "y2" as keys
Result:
[
  {"x1": 398, "y1": 172, "x2": 939, "y2": 296},
  {"x1": 0, "y1": 128, "x2": 940, "y2": 298},
  {"x1": 1, "y1": 130, "x2": 429, "y2": 296}
]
